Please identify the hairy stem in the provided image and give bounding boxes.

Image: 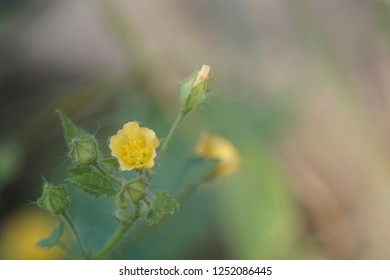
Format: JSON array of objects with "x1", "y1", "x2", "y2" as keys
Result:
[
  {"x1": 161, "y1": 110, "x2": 187, "y2": 154},
  {"x1": 61, "y1": 212, "x2": 89, "y2": 259},
  {"x1": 94, "y1": 208, "x2": 140, "y2": 259}
]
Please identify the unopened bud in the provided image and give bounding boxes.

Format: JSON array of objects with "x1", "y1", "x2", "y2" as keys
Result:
[
  {"x1": 179, "y1": 65, "x2": 211, "y2": 113},
  {"x1": 114, "y1": 188, "x2": 132, "y2": 210},
  {"x1": 114, "y1": 179, "x2": 147, "y2": 210},
  {"x1": 69, "y1": 137, "x2": 98, "y2": 165},
  {"x1": 127, "y1": 179, "x2": 147, "y2": 204},
  {"x1": 37, "y1": 183, "x2": 70, "y2": 215}
]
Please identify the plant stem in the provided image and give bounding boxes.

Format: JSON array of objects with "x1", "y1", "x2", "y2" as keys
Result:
[
  {"x1": 94, "y1": 224, "x2": 129, "y2": 259},
  {"x1": 94, "y1": 209, "x2": 140, "y2": 259},
  {"x1": 61, "y1": 212, "x2": 89, "y2": 259},
  {"x1": 111, "y1": 222, "x2": 156, "y2": 259},
  {"x1": 161, "y1": 110, "x2": 187, "y2": 154},
  {"x1": 178, "y1": 170, "x2": 215, "y2": 204}
]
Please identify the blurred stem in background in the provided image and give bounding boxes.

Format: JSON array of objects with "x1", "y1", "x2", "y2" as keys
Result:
[
  {"x1": 93, "y1": 0, "x2": 167, "y2": 102},
  {"x1": 281, "y1": 0, "x2": 390, "y2": 182},
  {"x1": 281, "y1": 0, "x2": 360, "y2": 108},
  {"x1": 374, "y1": 0, "x2": 390, "y2": 50}
]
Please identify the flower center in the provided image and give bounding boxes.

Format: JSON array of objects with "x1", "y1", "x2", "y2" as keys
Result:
[{"x1": 123, "y1": 137, "x2": 153, "y2": 166}]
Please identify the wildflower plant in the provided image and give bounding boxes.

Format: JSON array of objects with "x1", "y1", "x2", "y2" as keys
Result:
[{"x1": 36, "y1": 65, "x2": 240, "y2": 259}]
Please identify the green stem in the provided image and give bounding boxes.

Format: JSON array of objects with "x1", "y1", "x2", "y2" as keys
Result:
[
  {"x1": 111, "y1": 222, "x2": 155, "y2": 259},
  {"x1": 94, "y1": 210, "x2": 140, "y2": 259},
  {"x1": 61, "y1": 212, "x2": 89, "y2": 259},
  {"x1": 94, "y1": 224, "x2": 129, "y2": 259},
  {"x1": 161, "y1": 110, "x2": 187, "y2": 154},
  {"x1": 178, "y1": 170, "x2": 215, "y2": 204}
]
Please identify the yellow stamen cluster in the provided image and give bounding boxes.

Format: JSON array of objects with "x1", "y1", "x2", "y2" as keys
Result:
[{"x1": 123, "y1": 138, "x2": 153, "y2": 166}]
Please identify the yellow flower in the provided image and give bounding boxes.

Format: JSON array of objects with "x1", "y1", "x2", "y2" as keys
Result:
[
  {"x1": 195, "y1": 132, "x2": 241, "y2": 175},
  {"x1": 0, "y1": 208, "x2": 64, "y2": 259},
  {"x1": 109, "y1": 122, "x2": 160, "y2": 171}
]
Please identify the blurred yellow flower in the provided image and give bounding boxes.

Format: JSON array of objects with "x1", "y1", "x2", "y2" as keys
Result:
[
  {"x1": 109, "y1": 122, "x2": 160, "y2": 171},
  {"x1": 195, "y1": 132, "x2": 241, "y2": 175},
  {"x1": 0, "y1": 208, "x2": 64, "y2": 259}
]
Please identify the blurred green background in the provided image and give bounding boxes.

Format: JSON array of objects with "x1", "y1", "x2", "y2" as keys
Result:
[{"x1": 2, "y1": 0, "x2": 390, "y2": 259}]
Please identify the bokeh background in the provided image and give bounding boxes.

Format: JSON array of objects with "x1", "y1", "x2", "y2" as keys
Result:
[{"x1": 2, "y1": 0, "x2": 390, "y2": 259}]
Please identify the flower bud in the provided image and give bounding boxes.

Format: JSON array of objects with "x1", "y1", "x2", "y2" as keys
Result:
[
  {"x1": 114, "y1": 179, "x2": 147, "y2": 210},
  {"x1": 37, "y1": 183, "x2": 70, "y2": 215},
  {"x1": 179, "y1": 65, "x2": 211, "y2": 113},
  {"x1": 69, "y1": 137, "x2": 98, "y2": 165},
  {"x1": 114, "y1": 189, "x2": 132, "y2": 210},
  {"x1": 127, "y1": 179, "x2": 147, "y2": 204}
]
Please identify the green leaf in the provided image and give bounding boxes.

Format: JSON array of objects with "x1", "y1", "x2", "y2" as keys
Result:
[
  {"x1": 56, "y1": 110, "x2": 90, "y2": 145},
  {"x1": 147, "y1": 191, "x2": 179, "y2": 225},
  {"x1": 68, "y1": 165, "x2": 118, "y2": 197},
  {"x1": 36, "y1": 222, "x2": 65, "y2": 249}
]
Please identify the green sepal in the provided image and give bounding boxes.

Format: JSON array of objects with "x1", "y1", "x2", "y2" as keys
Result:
[
  {"x1": 67, "y1": 165, "x2": 117, "y2": 197},
  {"x1": 56, "y1": 110, "x2": 90, "y2": 145},
  {"x1": 127, "y1": 179, "x2": 147, "y2": 204},
  {"x1": 178, "y1": 71, "x2": 197, "y2": 112},
  {"x1": 36, "y1": 222, "x2": 65, "y2": 249},
  {"x1": 37, "y1": 183, "x2": 70, "y2": 215},
  {"x1": 69, "y1": 137, "x2": 98, "y2": 165},
  {"x1": 114, "y1": 189, "x2": 132, "y2": 210},
  {"x1": 147, "y1": 191, "x2": 179, "y2": 225}
]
